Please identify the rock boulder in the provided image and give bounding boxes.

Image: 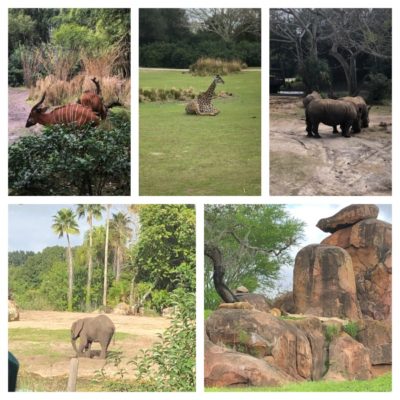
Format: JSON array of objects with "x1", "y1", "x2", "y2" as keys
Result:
[
  {"x1": 293, "y1": 244, "x2": 361, "y2": 319},
  {"x1": 316, "y1": 204, "x2": 379, "y2": 233},
  {"x1": 8, "y1": 300, "x2": 19, "y2": 322}
]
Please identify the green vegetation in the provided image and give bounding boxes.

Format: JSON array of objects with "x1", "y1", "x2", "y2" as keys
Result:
[
  {"x1": 139, "y1": 70, "x2": 261, "y2": 196},
  {"x1": 204, "y1": 309, "x2": 213, "y2": 320},
  {"x1": 325, "y1": 324, "x2": 340, "y2": 343},
  {"x1": 343, "y1": 321, "x2": 360, "y2": 340},
  {"x1": 190, "y1": 57, "x2": 245, "y2": 76},
  {"x1": 206, "y1": 373, "x2": 392, "y2": 392},
  {"x1": 139, "y1": 9, "x2": 260, "y2": 69},
  {"x1": 204, "y1": 205, "x2": 304, "y2": 309},
  {"x1": 8, "y1": 112, "x2": 130, "y2": 196}
]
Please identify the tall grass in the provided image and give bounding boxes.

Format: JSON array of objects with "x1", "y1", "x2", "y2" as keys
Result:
[{"x1": 190, "y1": 57, "x2": 246, "y2": 76}]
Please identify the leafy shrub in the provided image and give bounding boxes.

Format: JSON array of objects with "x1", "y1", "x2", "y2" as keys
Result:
[
  {"x1": 299, "y1": 57, "x2": 331, "y2": 92},
  {"x1": 133, "y1": 289, "x2": 196, "y2": 391},
  {"x1": 343, "y1": 321, "x2": 359, "y2": 340},
  {"x1": 190, "y1": 57, "x2": 244, "y2": 76},
  {"x1": 365, "y1": 73, "x2": 391, "y2": 104},
  {"x1": 8, "y1": 48, "x2": 25, "y2": 87},
  {"x1": 139, "y1": 86, "x2": 196, "y2": 102},
  {"x1": 324, "y1": 324, "x2": 339, "y2": 342},
  {"x1": 9, "y1": 113, "x2": 130, "y2": 195},
  {"x1": 150, "y1": 289, "x2": 171, "y2": 313}
]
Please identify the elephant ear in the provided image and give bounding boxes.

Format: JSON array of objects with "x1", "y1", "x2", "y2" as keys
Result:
[{"x1": 72, "y1": 319, "x2": 85, "y2": 339}]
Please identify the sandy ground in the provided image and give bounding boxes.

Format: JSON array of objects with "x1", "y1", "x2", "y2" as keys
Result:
[
  {"x1": 9, "y1": 310, "x2": 170, "y2": 379},
  {"x1": 8, "y1": 87, "x2": 43, "y2": 144},
  {"x1": 270, "y1": 96, "x2": 392, "y2": 196}
]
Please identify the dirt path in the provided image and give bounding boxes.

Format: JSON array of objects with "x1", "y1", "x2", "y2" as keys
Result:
[
  {"x1": 270, "y1": 96, "x2": 392, "y2": 196},
  {"x1": 8, "y1": 87, "x2": 41, "y2": 144},
  {"x1": 9, "y1": 310, "x2": 170, "y2": 380}
]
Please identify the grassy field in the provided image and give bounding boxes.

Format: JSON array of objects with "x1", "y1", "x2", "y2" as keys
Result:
[
  {"x1": 139, "y1": 70, "x2": 261, "y2": 195},
  {"x1": 206, "y1": 373, "x2": 391, "y2": 392}
]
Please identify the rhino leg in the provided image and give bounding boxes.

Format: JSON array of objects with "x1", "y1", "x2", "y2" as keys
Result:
[
  {"x1": 312, "y1": 122, "x2": 321, "y2": 138},
  {"x1": 340, "y1": 123, "x2": 351, "y2": 138},
  {"x1": 332, "y1": 125, "x2": 339, "y2": 134}
]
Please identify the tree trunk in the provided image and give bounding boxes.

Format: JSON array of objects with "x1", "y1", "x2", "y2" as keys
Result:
[
  {"x1": 103, "y1": 205, "x2": 110, "y2": 307},
  {"x1": 116, "y1": 246, "x2": 121, "y2": 282},
  {"x1": 204, "y1": 244, "x2": 238, "y2": 303},
  {"x1": 329, "y1": 45, "x2": 359, "y2": 95},
  {"x1": 66, "y1": 234, "x2": 74, "y2": 312},
  {"x1": 85, "y1": 216, "x2": 93, "y2": 311}
]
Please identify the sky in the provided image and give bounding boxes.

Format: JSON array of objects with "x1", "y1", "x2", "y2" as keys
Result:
[
  {"x1": 272, "y1": 203, "x2": 392, "y2": 294},
  {"x1": 8, "y1": 204, "x2": 138, "y2": 252}
]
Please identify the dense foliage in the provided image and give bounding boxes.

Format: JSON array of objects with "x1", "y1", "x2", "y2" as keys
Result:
[
  {"x1": 8, "y1": 8, "x2": 130, "y2": 86},
  {"x1": 9, "y1": 205, "x2": 196, "y2": 314},
  {"x1": 8, "y1": 113, "x2": 130, "y2": 196},
  {"x1": 204, "y1": 205, "x2": 304, "y2": 309},
  {"x1": 270, "y1": 9, "x2": 391, "y2": 96},
  {"x1": 139, "y1": 9, "x2": 261, "y2": 68}
]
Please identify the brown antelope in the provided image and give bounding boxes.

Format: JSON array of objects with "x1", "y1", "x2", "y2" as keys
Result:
[
  {"x1": 26, "y1": 93, "x2": 100, "y2": 128},
  {"x1": 79, "y1": 77, "x2": 108, "y2": 120}
]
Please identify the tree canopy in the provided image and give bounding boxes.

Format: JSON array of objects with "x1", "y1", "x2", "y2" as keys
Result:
[{"x1": 204, "y1": 205, "x2": 304, "y2": 309}]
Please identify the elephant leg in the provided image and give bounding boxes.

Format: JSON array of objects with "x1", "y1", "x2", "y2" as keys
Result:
[{"x1": 100, "y1": 336, "x2": 113, "y2": 359}]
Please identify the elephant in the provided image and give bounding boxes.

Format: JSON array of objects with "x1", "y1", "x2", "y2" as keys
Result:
[
  {"x1": 71, "y1": 315, "x2": 115, "y2": 359},
  {"x1": 305, "y1": 99, "x2": 362, "y2": 138}
]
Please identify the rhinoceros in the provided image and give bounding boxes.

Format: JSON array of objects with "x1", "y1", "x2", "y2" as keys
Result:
[{"x1": 305, "y1": 99, "x2": 362, "y2": 138}]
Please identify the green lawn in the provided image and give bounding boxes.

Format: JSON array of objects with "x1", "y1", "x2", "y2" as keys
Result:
[
  {"x1": 139, "y1": 70, "x2": 261, "y2": 195},
  {"x1": 206, "y1": 373, "x2": 391, "y2": 392}
]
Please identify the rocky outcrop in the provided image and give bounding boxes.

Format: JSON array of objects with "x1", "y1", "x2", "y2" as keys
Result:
[
  {"x1": 8, "y1": 300, "x2": 19, "y2": 322},
  {"x1": 234, "y1": 293, "x2": 271, "y2": 313},
  {"x1": 322, "y1": 218, "x2": 391, "y2": 321},
  {"x1": 357, "y1": 319, "x2": 391, "y2": 365},
  {"x1": 324, "y1": 333, "x2": 372, "y2": 381},
  {"x1": 272, "y1": 291, "x2": 295, "y2": 314},
  {"x1": 316, "y1": 204, "x2": 379, "y2": 233},
  {"x1": 205, "y1": 335, "x2": 294, "y2": 387},
  {"x1": 112, "y1": 302, "x2": 131, "y2": 315},
  {"x1": 206, "y1": 309, "x2": 316, "y2": 380},
  {"x1": 293, "y1": 244, "x2": 361, "y2": 319}
]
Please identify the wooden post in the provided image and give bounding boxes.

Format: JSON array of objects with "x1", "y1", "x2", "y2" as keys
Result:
[{"x1": 67, "y1": 358, "x2": 79, "y2": 392}]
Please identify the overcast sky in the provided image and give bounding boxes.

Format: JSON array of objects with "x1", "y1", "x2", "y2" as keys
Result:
[{"x1": 8, "y1": 204, "x2": 136, "y2": 252}]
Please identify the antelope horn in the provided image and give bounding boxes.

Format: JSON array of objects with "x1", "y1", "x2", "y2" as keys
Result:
[{"x1": 32, "y1": 92, "x2": 46, "y2": 110}]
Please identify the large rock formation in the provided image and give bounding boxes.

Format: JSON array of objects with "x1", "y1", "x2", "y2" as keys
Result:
[
  {"x1": 234, "y1": 293, "x2": 271, "y2": 313},
  {"x1": 293, "y1": 244, "x2": 361, "y2": 319},
  {"x1": 207, "y1": 309, "x2": 320, "y2": 381},
  {"x1": 324, "y1": 333, "x2": 372, "y2": 381},
  {"x1": 357, "y1": 319, "x2": 392, "y2": 365},
  {"x1": 321, "y1": 210, "x2": 391, "y2": 321},
  {"x1": 317, "y1": 204, "x2": 379, "y2": 233},
  {"x1": 205, "y1": 335, "x2": 294, "y2": 387}
]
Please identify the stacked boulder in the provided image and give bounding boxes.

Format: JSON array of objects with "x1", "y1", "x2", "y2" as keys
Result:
[{"x1": 205, "y1": 204, "x2": 391, "y2": 388}]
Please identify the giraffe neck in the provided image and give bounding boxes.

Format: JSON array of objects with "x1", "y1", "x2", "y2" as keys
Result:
[{"x1": 204, "y1": 80, "x2": 217, "y2": 101}]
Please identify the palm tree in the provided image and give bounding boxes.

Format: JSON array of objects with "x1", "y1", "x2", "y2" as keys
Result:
[
  {"x1": 52, "y1": 208, "x2": 79, "y2": 312},
  {"x1": 76, "y1": 204, "x2": 105, "y2": 311},
  {"x1": 110, "y1": 212, "x2": 133, "y2": 282},
  {"x1": 103, "y1": 205, "x2": 111, "y2": 307}
]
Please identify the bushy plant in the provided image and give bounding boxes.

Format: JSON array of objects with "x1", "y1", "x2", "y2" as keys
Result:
[
  {"x1": 133, "y1": 289, "x2": 196, "y2": 391},
  {"x1": 324, "y1": 324, "x2": 339, "y2": 343},
  {"x1": 9, "y1": 113, "x2": 130, "y2": 196},
  {"x1": 190, "y1": 57, "x2": 243, "y2": 76},
  {"x1": 299, "y1": 57, "x2": 331, "y2": 93},
  {"x1": 365, "y1": 73, "x2": 391, "y2": 104},
  {"x1": 343, "y1": 321, "x2": 359, "y2": 340}
]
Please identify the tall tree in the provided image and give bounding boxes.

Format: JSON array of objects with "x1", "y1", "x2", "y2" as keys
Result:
[
  {"x1": 52, "y1": 208, "x2": 79, "y2": 312},
  {"x1": 103, "y1": 205, "x2": 111, "y2": 307},
  {"x1": 76, "y1": 204, "x2": 105, "y2": 310},
  {"x1": 110, "y1": 212, "x2": 132, "y2": 282},
  {"x1": 204, "y1": 205, "x2": 304, "y2": 307}
]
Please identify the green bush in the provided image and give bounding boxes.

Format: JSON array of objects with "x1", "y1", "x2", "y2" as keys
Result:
[
  {"x1": 8, "y1": 114, "x2": 130, "y2": 196},
  {"x1": 133, "y1": 290, "x2": 196, "y2": 391},
  {"x1": 299, "y1": 57, "x2": 331, "y2": 92},
  {"x1": 343, "y1": 321, "x2": 359, "y2": 340},
  {"x1": 189, "y1": 57, "x2": 243, "y2": 76},
  {"x1": 150, "y1": 289, "x2": 171, "y2": 313},
  {"x1": 8, "y1": 48, "x2": 24, "y2": 87},
  {"x1": 365, "y1": 73, "x2": 391, "y2": 104},
  {"x1": 325, "y1": 324, "x2": 339, "y2": 342}
]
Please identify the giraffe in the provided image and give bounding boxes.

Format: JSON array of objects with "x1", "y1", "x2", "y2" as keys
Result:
[{"x1": 185, "y1": 75, "x2": 225, "y2": 116}]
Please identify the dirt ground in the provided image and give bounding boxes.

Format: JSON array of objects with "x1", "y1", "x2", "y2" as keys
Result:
[
  {"x1": 8, "y1": 87, "x2": 42, "y2": 144},
  {"x1": 270, "y1": 96, "x2": 392, "y2": 196},
  {"x1": 9, "y1": 310, "x2": 170, "y2": 380}
]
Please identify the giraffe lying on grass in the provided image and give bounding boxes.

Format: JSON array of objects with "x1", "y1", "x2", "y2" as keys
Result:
[{"x1": 185, "y1": 75, "x2": 225, "y2": 116}]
